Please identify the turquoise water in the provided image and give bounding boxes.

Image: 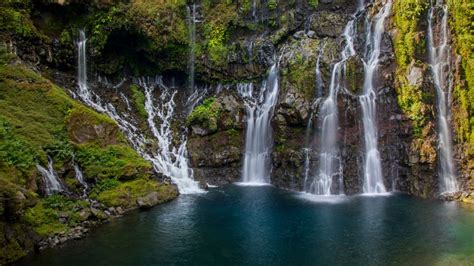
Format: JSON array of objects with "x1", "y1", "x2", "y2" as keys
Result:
[{"x1": 18, "y1": 185, "x2": 474, "y2": 265}]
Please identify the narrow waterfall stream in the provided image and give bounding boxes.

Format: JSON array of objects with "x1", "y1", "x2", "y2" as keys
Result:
[
  {"x1": 360, "y1": 0, "x2": 392, "y2": 194},
  {"x1": 304, "y1": 8, "x2": 360, "y2": 195},
  {"x1": 239, "y1": 64, "x2": 279, "y2": 184},
  {"x1": 427, "y1": 1, "x2": 458, "y2": 193},
  {"x1": 36, "y1": 157, "x2": 64, "y2": 195},
  {"x1": 76, "y1": 31, "x2": 202, "y2": 194}
]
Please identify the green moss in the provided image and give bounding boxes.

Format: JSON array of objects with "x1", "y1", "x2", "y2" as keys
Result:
[
  {"x1": 90, "y1": 178, "x2": 177, "y2": 208},
  {"x1": 130, "y1": 84, "x2": 147, "y2": 118},
  {"x1": 447, "y1": 0, "x2": 474, "y2": 144},
  {"x1": 23, "y1": 194, "x2": 88, "y2": 236},
  {"x1": 282, "y1": 42, "x2": 318, "y2": 100},
  {"x1": 187, "y1": 97, "x2": 221, "y2": 132},
  {"x1": 201, "y1": 2, "x2": 238, "y2": 66},
  {"x1": 392, "y1": 0, "x2": 430, "y2": 136},
  {"x1": 75, "y1": 144, "x2": 152, "y2": 181}
]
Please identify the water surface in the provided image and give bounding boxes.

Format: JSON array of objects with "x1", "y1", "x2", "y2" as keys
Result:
[{"x1": 19, "y1": 185, "x2": 474, "y2": 265}]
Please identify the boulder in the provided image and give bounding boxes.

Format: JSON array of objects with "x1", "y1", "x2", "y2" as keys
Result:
[{"x1": 136, "y1": 192, "x2": 160, "y2": 209}]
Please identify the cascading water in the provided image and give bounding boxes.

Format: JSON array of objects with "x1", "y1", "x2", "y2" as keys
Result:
[
  {"x1": 360, "y1": 0, "x2": 392, "y2": 194},
  {"x1": 76, "y1": 30, "x2": 202, "y2": 194},
  {"x1": 238, "y1": 64, "x2": 279, "y2": 184},
  {"x1": 73, "y1": 162, "x2": 88, "y2": 196},
  {"x1": 37, "y1": 157, "x2": 64, "y2": 195},
  {"x1": 427, "y1": 1, "x2": 458, "y2": 193},
  {"x1": 139, "y1": 77, "x2": 202, "y2": 193},
  {"x1": 304, "y1": 10, "x2": 360, "y2": 195}
]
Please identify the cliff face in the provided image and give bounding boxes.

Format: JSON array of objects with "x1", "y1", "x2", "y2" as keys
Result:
[{"x1": 0, "y1": 0, "x2": 473, "y2": 262}]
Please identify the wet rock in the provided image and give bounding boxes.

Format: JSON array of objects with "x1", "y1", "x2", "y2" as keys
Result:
[
  {"x1": 136, "y1": 192, "x2": 160, "y2": 209},
  {"x1": 345, "y1": 55, "x2": 365, "y2": 94},
  {"x1": 116, "y1": 206, "x2": 125, "y2": 215},
  {"x1": 310, "y1": 11, "x2": 348, "y2": 38}
]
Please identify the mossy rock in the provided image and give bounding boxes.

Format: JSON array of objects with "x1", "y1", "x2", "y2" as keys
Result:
[
  {"x1": 345, "y1": 55, "x2": 364, "y2": 94},
  {"x1": 90, "y1": 178, "x2": 178, "y2": 209},
  {"x1": 187, "y1": 97, "x2": 221, "y2": 135},
  {"x1": 66, "y1": 106, "x2": 119, "y2": 147}
]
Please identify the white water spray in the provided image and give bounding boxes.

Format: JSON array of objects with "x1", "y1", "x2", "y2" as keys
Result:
[
  {"x1": 37, "y1": 157, "x2": 64, "y2": 195},
  {"x1": 360, "y1": 1, "x2": 392, "y2": 194},
  {"x1": 139, "y1": 77, "x2": 202, "y2": 193},
  {"x1": 76, "y1": 30, "x2": 202, "y2": 194},
  {"x1": 427, "y1": 1, "x2": 458, "y2": 193},
  {"x1": 238, "y1": 64, "x2": 279, "y2": 184}
]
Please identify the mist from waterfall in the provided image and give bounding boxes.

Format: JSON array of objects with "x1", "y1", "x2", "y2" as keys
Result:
[
  {"x1": 360, "y1": 0, "x2": 392, "y2": 194},
  {"x1": 37, "y1": 157, "x2": 64, "y2": 195},
  {"x1": 238, "y1": 64, "x2": 279, "y2": 184},
  {"x1": 427, "y1": 1, "x2": 458, "y2": 193},
  {"x1": 76, "y1": 30, "x2": 202, "y2": 194}
]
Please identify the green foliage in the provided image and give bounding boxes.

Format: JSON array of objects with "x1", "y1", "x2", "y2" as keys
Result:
[
  {"x1": 43, "y1": 139, "x2": 74, "y2": 164},
  {"x1": 201, "y1": 2, "x2": 238, "y2": 66},
  {"x1": 93, "y1": 178, "x2": 121, "y2": 193},
  {"x1": 309, "y1": 0, "x2": 319, "y2": 9},
  {"x1": 187, "y1": 97, "x2": 221, "y2": 132},
  {"x1": 130, "y1": 84, "x2": 147, "y2": 118},
  {"x1": 0, "y1": 118, "x2": 37, "y2": 172},
  {"x1": 268, "y1": 0, "x2": 278, "y2": 10},
  {"x1": 75, "y1": 144, "x2": 151, "y2": 181},
  {"x1": 0, "y1": 2, "x2": 36, "y2": 38},
  {"x1": 23, "y1": 195, "x2": 88, "y2": 236}
]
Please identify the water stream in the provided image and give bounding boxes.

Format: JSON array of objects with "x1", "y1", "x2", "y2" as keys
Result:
[
  {"x1": 36, "y1": 157, "x2": 64, "y2": 195},
  {"x1": 427, "y1": 0, "x2": 458, "y2": 193},
  {"x1": 238, "y1": 64, "x2": 279, "y2": 184},
  {"x1": 304, "y1": 8, "x2": 360, "y2": 195},
  {"x1": 360, "y1": 0, "x2": 392, "y2": 194},
  {"x1": 76, "y1": 30, "x2": 202, "y2": 194},
  {"x1": 139, "y1": 77, "x2": 202, "y2": 193}
]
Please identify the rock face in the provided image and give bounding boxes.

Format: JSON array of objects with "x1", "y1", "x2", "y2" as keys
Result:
[
  {"x1": 1, "y1": 0, "x2": 473, "y2": 262},
  {"x1": 187, "y1": 91, "x2": 245, "y2": 186}
]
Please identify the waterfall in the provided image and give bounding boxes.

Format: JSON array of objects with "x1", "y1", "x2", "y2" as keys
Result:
[
  {"x1": 76, "y1": 30, "x2": 202, "y2": 194},
  {"x1": 139, "y1": 77, "x2": 202, "y2": 193},
  {"x1": 238, "y1": 64, "x2": 279, "y2": 184},
  {"x1": 187, "y1": 3, "x2": 196, "y2": 91},
  {"x1": 37, "y1": 157, "x2": 64, "y2": 195},
  {"x1": 427, "y1": 1, "x2": 458, "y2": 193},
  {"x1": 360, "y1": 0, "x2": 392, "y2": 194},
  {"x1": 304, "y1": 10, "x2": 360, "y2": 195},
  {"x1": 73, "y1": 162, "x2": 88, "y2": 196}
]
